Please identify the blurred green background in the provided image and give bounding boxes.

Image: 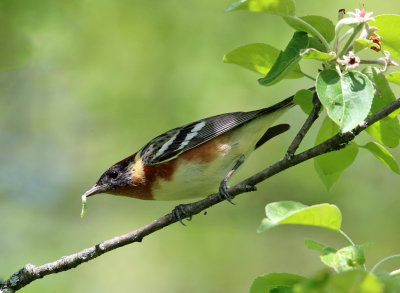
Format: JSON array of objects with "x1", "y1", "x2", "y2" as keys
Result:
[{"x1": 1, "y1": 0, "x2": 400, "y2": 292}]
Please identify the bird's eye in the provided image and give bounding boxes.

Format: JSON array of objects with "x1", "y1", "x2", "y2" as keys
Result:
[{"x1": 109, "y1": 171, "x2": 118, "y2": 179}]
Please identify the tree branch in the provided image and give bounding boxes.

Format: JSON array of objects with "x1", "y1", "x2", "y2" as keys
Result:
[
  {"x1": 2, "y1": 96, "x2": 400, "y2": 293},
  {"x1": 286, "y1": 91, "x2": 322, "y2": 158}
]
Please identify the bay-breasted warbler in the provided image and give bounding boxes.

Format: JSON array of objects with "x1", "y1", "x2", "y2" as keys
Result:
[{"x1": 82, "y1": 96, "x2": 294, "y2": 219}]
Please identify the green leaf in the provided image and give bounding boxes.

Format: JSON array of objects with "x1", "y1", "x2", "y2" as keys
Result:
[
  {"x1": 363, "y1": 67, "x2": 396, "y2": 111},
  {"x1": 378, "y1": 273, "x2": 400, "y2": 293},
  {"x1": 320, "y1": 246, "x2": 366, "y2": 273},
  {"x1": 270, "y1": 286, "x2": 293, "y2": 293},
  {"x1": 367, "y1": 67, "x2": 400, "y2": 119},
  {"x1": 366, "y1": 118, "x2": 400, "y2": 148},
  {"x1": 300, "y1": 48, "x2": 336, "y2": 61},
  {"x1": 250, "y1": 273, "x2": 305, "y2": 293},
  {"x1": 285, "y1": 66, "x2": 304, "y2": 79},
  {"x1": 226, "y1": 0, "x2": 295, "y2": 16},
  {"x1": 293, "y1": 270, "x2": 331, "y2": 293},
  {"x1": 314, "y1": 116, "x2": 337, "y2": 144},
  {"x1": 353, "y1": 38, "x2": 380, "y2": 53},
  {"x1": 308, "y1": 37, "x2": 326, "y2": 52},
  {"x1": 257, "y1": 201, "x2": 342, "y2": 233},
  {"x1": 223, "y1": 43, "x2": 279, "y2": 75},
  {"x1": 316, "y1": 69, "x2": 374, "y2": 132},
  {"x1": 314, "y1": 117, "x2": 359, "y2": 190},
  {"x1": 296, "y1": 270, "x2": 384, "y2": 293},
  {"x1": 305, "y1": 239, "x2": 333, "y2": 253},
  {"x1": 316, "y1": 70, "x2": 342, "y2": 127},
  {"x1": 363, "y1": 67, "x2": 400, "y2": 147},
  {"x1": 360, "y1": 142, "x2": 400, "y2": 174},
  {"x1": 373, "y1": 72, "x2": 396, "y2": 108},
  {"x1": 258, "y1": 31, "x2": 308, "y2": 86},
  {"x1": 387, "y1": 72, "x2": 400, "y2": 85},
  {"x1": 325, "y1": 271, "x2": 383, "y2": 293},
  {"x1": 223, "y1": 43, "x2": 301, "y2": 78},
  {"x1": 284, "y1": 15, "x2": 335, "y2": 42},
  {"x1": 371, "y1": 15, "x2": 400, "y2": 60},
  {"x1": 293, "y1": 89, "x2": 314, "y2": 114}
]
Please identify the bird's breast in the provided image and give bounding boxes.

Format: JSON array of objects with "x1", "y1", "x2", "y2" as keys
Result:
[{"x1": 149, "y1": 133, "x2": 246, "y2": 200}]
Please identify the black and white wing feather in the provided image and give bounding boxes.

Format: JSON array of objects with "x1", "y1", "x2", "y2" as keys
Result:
[{"x1": 140, "y1": 97, "x2": 293, "y2": 165}]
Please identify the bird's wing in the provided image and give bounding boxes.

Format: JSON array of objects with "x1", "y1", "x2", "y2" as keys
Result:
[{"x1": 140, "y1": 97, "x2": 294, "y2": 165}]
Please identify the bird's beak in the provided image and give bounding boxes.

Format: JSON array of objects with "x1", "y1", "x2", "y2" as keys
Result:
[
  {"x1": 84, "y1": 184, "x2": 108, "y2": 197},
  {"x1": 81, "y1": 183, "x2": 109, "y2": 218}
]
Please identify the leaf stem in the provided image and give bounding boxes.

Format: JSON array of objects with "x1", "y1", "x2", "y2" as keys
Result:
[
  {"x1": 338, "y1": 28, "x2": 354, "y2": 47},
  {"x1": 338, "y1": 23, "x2": 363, "y2": 58},
  {"x1": 338, "y1": 229, "x2": 355, "y2": 246},
  {"x1": 371, "y1": 254, "x2": 400, "y2": 274},
  {"x1": 360, "y1": 59, "x2": 387, "y2": 66},
  {"x1": 288, "y1": 16, "x2": 332, "y2": 52},
  {"x1": 301, "y1": 71, "x2": 316, "y2": 81}
]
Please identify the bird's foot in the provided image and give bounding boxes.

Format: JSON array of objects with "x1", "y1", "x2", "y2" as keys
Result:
[
  {"x1": 172, "y1": 204, "x2": 192, "y2": 226},
  {"x1": 218, "y1": 181, "x2": 235, "y2": 205}
]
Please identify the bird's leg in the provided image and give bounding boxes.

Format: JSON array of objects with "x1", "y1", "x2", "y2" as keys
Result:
[
  {"x1": 172, "y1": 204, "x2": 192, "y2": 226},
  {"x1": 219, "y1": 155, "x2": 249, "y2": 204}
]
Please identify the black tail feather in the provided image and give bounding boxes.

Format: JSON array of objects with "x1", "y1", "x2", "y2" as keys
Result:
[{"x1": 255, "y1": 124, "x2": 290, "y2": 149}]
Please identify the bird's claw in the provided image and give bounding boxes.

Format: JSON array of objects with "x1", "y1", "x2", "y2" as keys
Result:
[
  {"x1": 219, "y1": 182, "x2": 235, "y2": 205},
  {"x1": 172, "y1": 204, "x2": 192, "y2": 226}
]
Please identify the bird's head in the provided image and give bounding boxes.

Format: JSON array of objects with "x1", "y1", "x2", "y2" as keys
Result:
[{"x1": 84, "y1": 155, "x2": 136, "y2": 198}]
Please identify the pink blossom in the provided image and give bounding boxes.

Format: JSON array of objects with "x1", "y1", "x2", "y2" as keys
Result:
[
  {"x1": 342, "y1": 51, "x2": 360, "y2": 69},
  {"x1": 348, "y1": 8, "x2": 375, "y2": 23}
]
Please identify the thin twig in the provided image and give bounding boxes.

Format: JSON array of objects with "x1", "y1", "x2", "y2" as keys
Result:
[
  {"x1": 370, "y1": 254, "x2": 400, "y2": 274},
  {"x1": 286, "y1": 91, "x2": 322, "y2": 158},
  {"x1": 1, "y1": 97, "x2": 400, "y2": 293}
]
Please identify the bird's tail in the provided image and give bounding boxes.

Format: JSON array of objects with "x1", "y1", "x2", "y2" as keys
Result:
[
  {"x1": 257, "y1": 95, "x2": 295, "y2": 116},
  {"x1": 258, "y1": 87, "x2": 315, "y2": 116}
]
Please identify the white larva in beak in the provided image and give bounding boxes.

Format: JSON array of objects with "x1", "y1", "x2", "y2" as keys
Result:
[{"x1": 81, "y1": 184, "x2": 108, "y2": 218}]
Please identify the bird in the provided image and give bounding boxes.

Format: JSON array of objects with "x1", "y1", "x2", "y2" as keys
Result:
[{"x1": 81, "y1": 96, "x2": 294, "y2": 221}]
